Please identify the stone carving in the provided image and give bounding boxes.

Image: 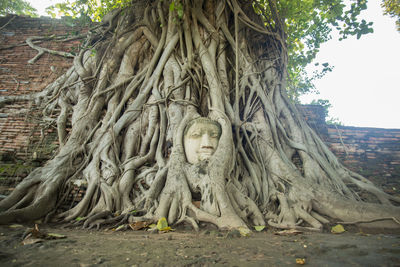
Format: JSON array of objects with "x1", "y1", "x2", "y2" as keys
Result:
[{"x1": 183, "y1": 117, "x2": 222, "y2": 164}]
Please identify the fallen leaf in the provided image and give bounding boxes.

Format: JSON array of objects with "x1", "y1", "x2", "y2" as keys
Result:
[
  {"x1": 254, "y1": 225, "x2": 266, "y2": 232},
  {"x1": 275, "y1": 229, "x2": 302, "y2": 236},
  {"x1": 129, "y1": 221, "x2": 151, "y2": 231},
  {"x1": 9, "y1": 224, "x2": 24, "y2": 228},
  {"x1": 47, "y1": 233, "x2": 67, "y2": 239},
  {"x1": 147, "y1": 224, "x2": 157, "y2": 230},
  {"x1": 238, "y1": 226, "x2": 251, "y2": 237},
  {"x1": 157, "y1": 217, "x2": 172, "y2": 232},
  {"x1": 296, "y1": 258, "x2": 306, "y2": 265},
  {"x1": 331, "y1": 224, "x2": 345, "y2": 234},
  {"x1": 28, "y1": 224, "x2": 47, "y2": 239},
  {"x1": 115, "y1": 225, "x2": 126, "y2": 231},
  {"x1": 356, "y1": 231, "x2": 370, "y2": 236},
  {"x1": 22, "y1": 238, "x2": 44, "y2": 246}
]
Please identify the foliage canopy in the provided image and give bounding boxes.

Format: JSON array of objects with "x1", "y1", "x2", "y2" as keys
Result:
[
  {"x1": 0, "y1": 0, "x2": 37, "y2": 16},
  {"x1": 382, "y1": 0, "x2": 400, "y2": 31},
  {"x1": 45, "y1": 0, "x2": 373, "y2": 101}
]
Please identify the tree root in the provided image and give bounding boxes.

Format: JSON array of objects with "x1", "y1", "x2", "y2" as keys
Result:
[
  {"x1": 26, "y1": 36, "x2": 75, "y2": 64},
  {"x1": 1, "y1": 0, "x2": 399, "y2": 233}
]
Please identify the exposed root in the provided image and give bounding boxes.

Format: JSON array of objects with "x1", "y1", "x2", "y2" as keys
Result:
[
  {"x1": 0, "y1": 0, "x2": 398, "y2": 232},
  {"x1": 26, "y1": 36, "x2": 75, "y2": 64}
]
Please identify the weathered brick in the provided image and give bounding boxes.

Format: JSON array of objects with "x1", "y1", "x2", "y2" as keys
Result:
[{"x1": 0, "y1": 15, "x2": 88, "y2": 160}]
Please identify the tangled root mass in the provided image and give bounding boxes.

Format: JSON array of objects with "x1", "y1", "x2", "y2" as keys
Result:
[{"x1": 0, "y1": 0, "x2": 399, "y2": 231}]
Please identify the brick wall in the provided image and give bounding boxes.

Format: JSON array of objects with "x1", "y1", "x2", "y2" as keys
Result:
[
  {"x1": 0, "y1": 15, "x2": 88, "y2": 194},
  {"x1": 0, "y1": 16, "x2": 399, "y2": 198},
  {"x1": 325, "y1": 125, "x2": 400, "y2": 194},
  {"x1": 299, "y1": 104, "x2": 400, "y2": 196},
  {"x1": 0, "y1": 15, "x2": 87, "y2": 161}
]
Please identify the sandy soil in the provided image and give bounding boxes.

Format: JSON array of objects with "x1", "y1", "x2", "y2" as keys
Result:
[{"x1": 0, "y1": 223, "x2": 399, "y2": 267}]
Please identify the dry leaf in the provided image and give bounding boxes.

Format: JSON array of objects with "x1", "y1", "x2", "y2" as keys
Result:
[
  {"x1": 23, "y1": 224, "x2": 47, "y2": 239},
  {"x1": 47, "y1": 233, "x2": 66, "y2": 239},
  {"x1": 296, "y1": 258, "x2": 306, "y2": 265},
  {"x1": 129, "y1": 221, "x2": 151, "y2": 231},
  {"x1": 275, "y1": 229, "x2": 302, "y2": 236},
  {"x1": 22, "y1": 238, "x2": 44, "y2": 246},
  {"x1": 192, "y1": 201, "x2": 201, "y2": 209}
]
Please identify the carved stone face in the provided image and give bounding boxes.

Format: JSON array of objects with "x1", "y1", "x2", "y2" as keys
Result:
[{"x1": 183, "y1": 118, "x2": 221, "y2": 164}]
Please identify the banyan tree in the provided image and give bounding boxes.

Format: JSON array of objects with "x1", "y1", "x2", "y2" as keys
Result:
[{"x1": 0, "y1": 0, "x2": 399, "y2": 231}]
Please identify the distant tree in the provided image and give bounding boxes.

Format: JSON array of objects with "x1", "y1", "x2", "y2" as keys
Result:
[
  {"x1": 382, "y1": 0, "x2": 400, "y2": 31},
  {"x1": 0, "y1": 0, "x2": 37, "y2": 16},
  {"x1": 46, "y1": 0, "x2": 132, "y2": 22}
]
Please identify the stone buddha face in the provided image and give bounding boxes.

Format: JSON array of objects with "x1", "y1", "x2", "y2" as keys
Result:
[{"x1": 183, "y1": 118, "x2": 222, "y2": 164}]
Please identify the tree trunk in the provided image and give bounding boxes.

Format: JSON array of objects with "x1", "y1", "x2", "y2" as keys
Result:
[{"x1": 1, "y1": 0, "x2": 399, "y2": 231}]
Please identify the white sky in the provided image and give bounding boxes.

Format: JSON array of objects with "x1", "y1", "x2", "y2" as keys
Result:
[
  {"x1": 300, "y1": 1, "x2": 400, "y2": 129},
  {"x1": 28, "y1": 0, "x2": 61, "y2": 15},
  {"x1": 28, "y1": 0, "x2": 400, "y2": 129}
]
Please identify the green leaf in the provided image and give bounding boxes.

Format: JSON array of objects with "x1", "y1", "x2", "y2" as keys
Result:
[
  {"x1": 177, "y1": 3, "x2": 184, "y2": 19},
  {"x1": 177, "y1": 9, "x2": 183, "y2": 19},
  {"x1": 169, "y1": 2, "x2": 175, "y2": 12},
  {"x1": 148, "y1": 224, "x2": 157, "y2": 230},
  {"x1": 157, "y1": 217, "x2": 172, "y2": 231},
  {"x1": 238, "y1": 226, "x2": 251, "y2": 236},
  {"x1": 331, "y1": 224, "x2": 345, "y2": 234},
  {"x1": 254, "y1": 225, "x2": 266, "y2": 232},
  {"x1": 75, "y1": 217, "x2": 83, "y2": 221}
]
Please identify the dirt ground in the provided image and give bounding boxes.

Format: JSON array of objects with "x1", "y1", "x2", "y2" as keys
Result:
[{"x1": 0, "y1": 223, "x2": 399, "y2": 267}]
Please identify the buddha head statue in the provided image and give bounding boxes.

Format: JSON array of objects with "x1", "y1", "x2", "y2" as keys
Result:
[{"x1": 183, "y1": 117, "x2": 222, "y2": 164}]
